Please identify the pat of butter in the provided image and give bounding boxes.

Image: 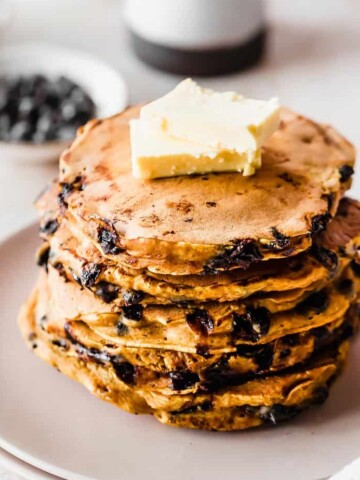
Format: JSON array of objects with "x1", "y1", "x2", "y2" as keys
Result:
[
  {"x1": 131, "y1": 120, "x2": 261, "y2": 179},
  {"x1": 130, "y1": 79, "x2": 279, "y2": 179}
]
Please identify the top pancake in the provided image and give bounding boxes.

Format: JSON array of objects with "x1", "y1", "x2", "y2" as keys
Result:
[{"x1": 59, "y1": 105, "x2": 355, "y2": 273}]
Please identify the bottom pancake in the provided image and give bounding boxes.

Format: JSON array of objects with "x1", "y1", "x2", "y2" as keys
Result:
[
  {"x1": 155, "y1": 387, "x2": 331, "y2": 431},
  {"x1": 19, "y1": 286, "x2": 354, "y2": 431}
]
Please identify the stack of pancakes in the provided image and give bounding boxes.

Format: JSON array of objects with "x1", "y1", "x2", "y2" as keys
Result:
[{"x1": 19, "y1": 106, "x2": 360, "y2": 431}]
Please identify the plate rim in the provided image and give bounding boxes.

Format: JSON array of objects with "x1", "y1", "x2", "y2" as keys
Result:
[{"x1": 0, "y1": 446, "x2": 64, "y2": 480}]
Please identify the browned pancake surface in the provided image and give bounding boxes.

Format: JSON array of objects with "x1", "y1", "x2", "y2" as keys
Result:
[{"x1": 59, "y1": 106, "x2": 354, "y2": 270}]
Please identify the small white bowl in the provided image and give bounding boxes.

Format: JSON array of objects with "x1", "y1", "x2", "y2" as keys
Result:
[{"x1": 0, "y1": 43, "x2": 129, "y2": 164}]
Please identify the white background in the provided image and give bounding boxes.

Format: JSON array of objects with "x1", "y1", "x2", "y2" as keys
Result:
[{"x1": 0, "y1": 0, "x2": 359, "y2": 478}]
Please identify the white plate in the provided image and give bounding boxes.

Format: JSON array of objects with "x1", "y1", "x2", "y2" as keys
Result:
[
  {"x1": 0, "y1": 43, "x2": 128, "y2": 164},
  {"x1": 1, "y1": 224, "x2": 360, "y2": 480},
  {"x1": 0, "y1": 447, "x2": 63, "y2": 480}
]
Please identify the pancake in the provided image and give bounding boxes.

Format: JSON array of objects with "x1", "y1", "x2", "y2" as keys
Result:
[
  {"x1": 39, "y1": 196, "x2": 360, "y2": 305},
  {"x1": 44, "y1": 262, "x2": 358, "y2": 353},
  {"x1": 45, "y1": 304, "x2": 358, "y2": 393},
  {"x1": 45, "y1": 253, "x2": 347, "y2": 317},
  {"x1": 18, "y1": 286, "x2": 350, "y2": 430},
  {"x1": 46, "y1": 225, "x2": 338, "y2": 305},
  {"x1": 154, "y1": 382, "x2": 335, "y2": 431},
  {"x1": 58, "y1": 106, "x2": 355, "y2": 275}
]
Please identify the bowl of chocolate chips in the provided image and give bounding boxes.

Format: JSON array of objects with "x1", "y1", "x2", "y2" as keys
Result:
[{"x1": 0, "y1": 43, "x2": 128, "y2": 163}]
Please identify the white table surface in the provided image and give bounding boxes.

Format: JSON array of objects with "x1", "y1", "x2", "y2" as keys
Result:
[{"x1": 0, "y1": 0, "x2": 360, "y2": 478}]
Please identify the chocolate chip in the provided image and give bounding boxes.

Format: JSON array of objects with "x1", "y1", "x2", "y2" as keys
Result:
[
  {"x1": 51, "y1": 339, "x2": 69, "y2": 350},
  {"x1": 58, "y1": 175, "x2": 83, "y2": 207},
  {"x1": 296, "y1": 290, "x2": 329, "y2": 315},
  {"x1": 270, "y1": 227, "x2": 291, "y2": 249},
  {"x1": 94, "y1": 281, "x2": 119, "y2": 303},
  {"x1": 254, "y1": 345, "x2": 274, "y2": 371},
  {"x1": 235, "y1": 344, "x2": 257, "y2": 357},
  {"x1": 37, "y1": 244, "x2": 50, "y2": 270},
  {"x1": 199, "y1": 375, "x2": 225, "y2": 394},
  {"x1": 97, "y1": 226, "x2": 122, "y2": 255},
  {"x1": 236, "y1": 343, "x2": 274, "y2": 371},
  {"x1": 200, "y1": 364, "x2": 251, "y2": 393},
  {"x1": 76, "y1": 344, "x2": 111, "y2": 364},
  {"x1": 338, "y1": 246, "x2": 346, "y2": 257},
  {"x1": 53, "y1": 262, "x2": 68, "y2": 281},
  {"x1": 350, "y1": 260, "x2": 360, "y2": 278},
  {"x1": 116, "y1": 322, "x2": 129, "y2": 336},
  {"x1": 337, "y1": 278, "x2": 354, "y2": 295},
  {"x1": 311, "y1": 213, "x2": 331, "y2": 235},
  {"x1": 186, "y1": 309, "x2": 214, "y2": 336},
  {"x1": 112, "y1": 359, "x2": 136, "y2": 385},
  {"x1": 339, "y1": 165, "x2": 354, "y2": 183},
  {"x1": 259, "y1": 404, "x2": 299, "y2": 424},
  {"x1": 123, "y1": 290, "x2": 145, "y2": 305},
  {"x1": 232, "y1": 307, "x2": 270, "y2": 342},
  {"x1": 196, "y1": 345, "x2": 212, "y2": 357},
  {"x1": 81, "y1": 263, "x2": 103, "y2": 287},
  {"x1": 40, "y1": 218, "x2": 59, "y2": 235},
  {"x1": 201, "y1": 400, "x2": 213, "y2": 411},
  {"x1": 206, "y1": 201, "x2": 217, "y2": 207},
  {"x1": 169, "y1": 370, "x2": 199, "y2": 390},
  {"x1": 311, "y1": 245, "x2": 338, "y2": 272},
  {"x1": 313, "y1": 326, "x2": 330, "y2": 349},
  {"x1": 122, "y1": 304, "x2": 143, "y2": 321},
  {"x1": 278, "y1": 172, "x2": 292, "y2": 183},
  {"x1": 206, "y1": 238, "x2": 263, "y2": 272}
]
